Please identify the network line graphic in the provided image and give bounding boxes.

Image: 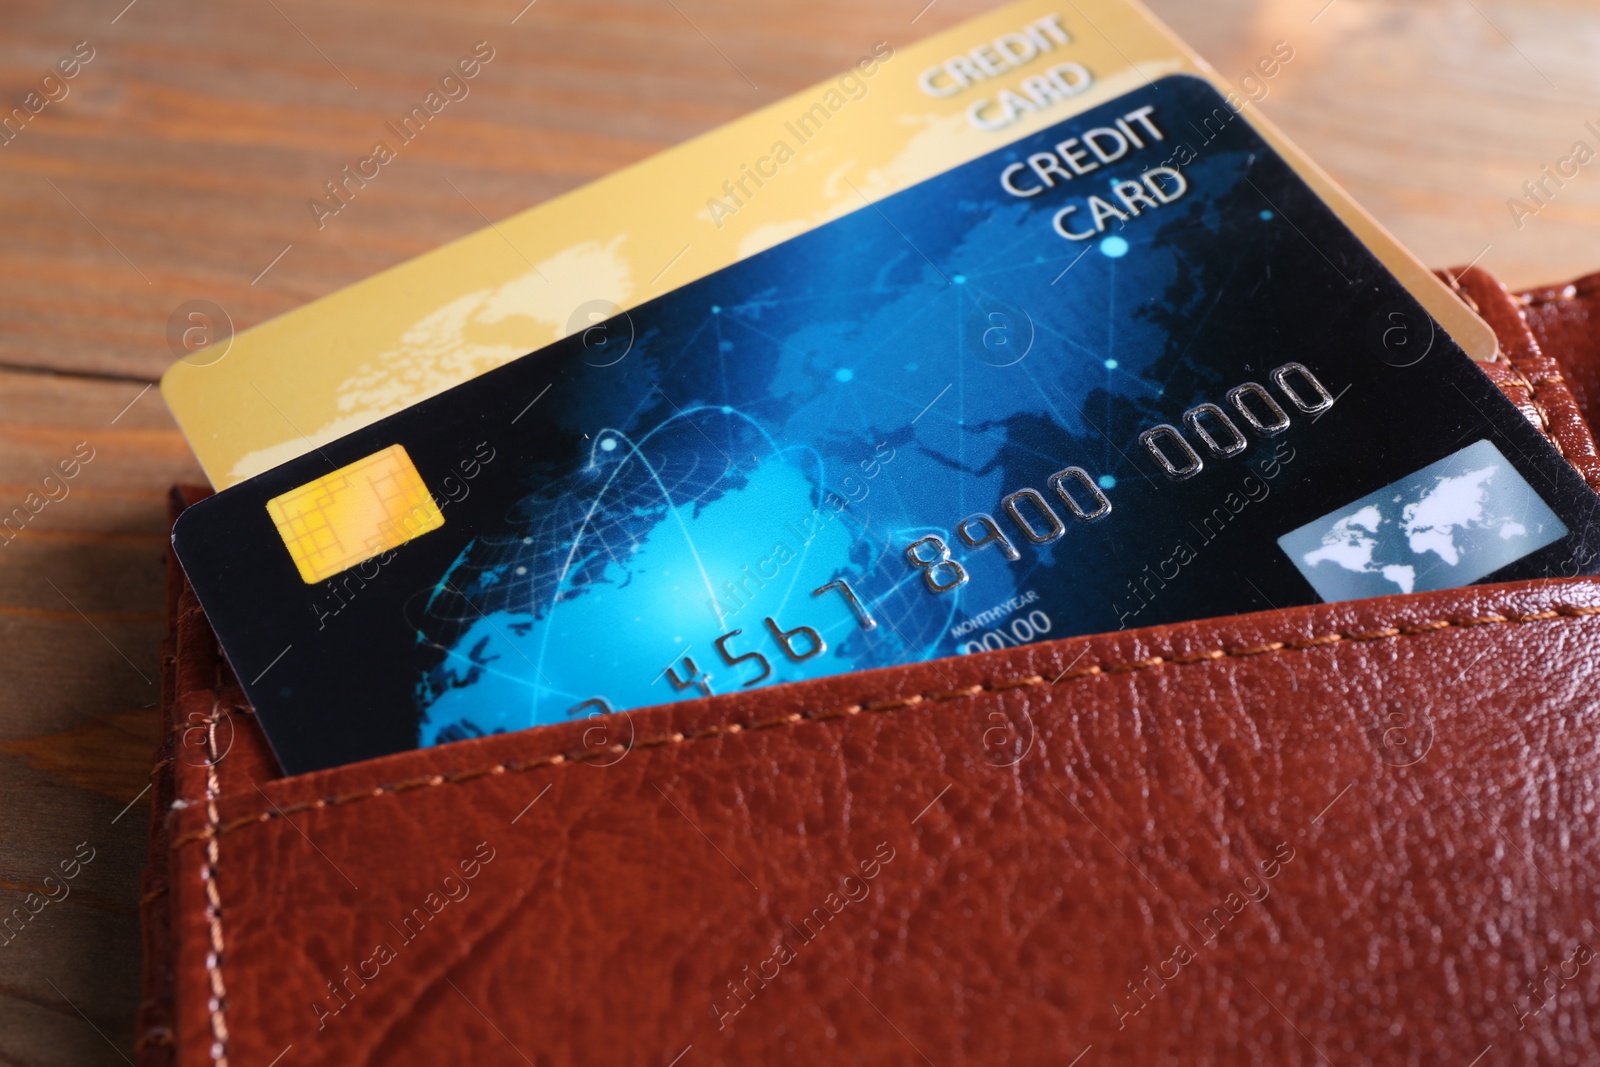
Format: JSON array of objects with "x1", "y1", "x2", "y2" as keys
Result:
[{"x1": 405, "y1": 78, "x2": 1311, "y2": 746}]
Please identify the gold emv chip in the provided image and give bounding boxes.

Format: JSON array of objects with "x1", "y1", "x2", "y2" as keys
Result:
[{"x1": 266, "y1": 444, "x2": 443, "y2": 584}]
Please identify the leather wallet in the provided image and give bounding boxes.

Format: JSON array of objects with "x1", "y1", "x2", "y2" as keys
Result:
[{"x1": 139, "y1": 267, "x2": 1600, "y2": 1067}]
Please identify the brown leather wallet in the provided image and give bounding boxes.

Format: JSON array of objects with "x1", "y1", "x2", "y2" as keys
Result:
[{"x1": 139, "y1": 267, "x2": 1600, "y2": 1067}]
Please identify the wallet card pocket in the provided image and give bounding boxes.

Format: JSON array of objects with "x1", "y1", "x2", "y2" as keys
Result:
[
  {"x1": 143, "y1": 266, "x2": 1600, "y2": 1067},
  {"x1": 156, "y1": 566, "x2": 1600, "y2": 1067}
]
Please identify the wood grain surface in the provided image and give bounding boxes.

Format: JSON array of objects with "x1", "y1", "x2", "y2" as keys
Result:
[{"x1": 2, "y1": 0, "x2": 1598, "y2": 1062}]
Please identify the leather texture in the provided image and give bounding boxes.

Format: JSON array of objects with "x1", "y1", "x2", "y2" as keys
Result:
[
  {"x1": 1444, "y1": 267, "x2": 1600, "y2": 494},
  {"x1": 139, "y1": 270, "x2": 1600, "y2": 1067},
  {"x1": 1519, "y1": 271, "x2": 1600, "y2": 441}
]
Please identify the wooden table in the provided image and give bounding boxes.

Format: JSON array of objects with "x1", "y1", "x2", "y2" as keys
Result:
[{"x1": 3, "y1": 0, "x2": 1598, "y2": 1061}]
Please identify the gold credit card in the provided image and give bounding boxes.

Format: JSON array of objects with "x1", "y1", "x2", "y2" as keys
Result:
[{"x1": 162, "y1": 0, "x2": 1495, "y2": 489}]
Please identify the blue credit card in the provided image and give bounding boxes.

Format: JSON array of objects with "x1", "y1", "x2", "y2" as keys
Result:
[{"x1": 175, "y1": 75, "x2": 1600, "y2": 774}]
